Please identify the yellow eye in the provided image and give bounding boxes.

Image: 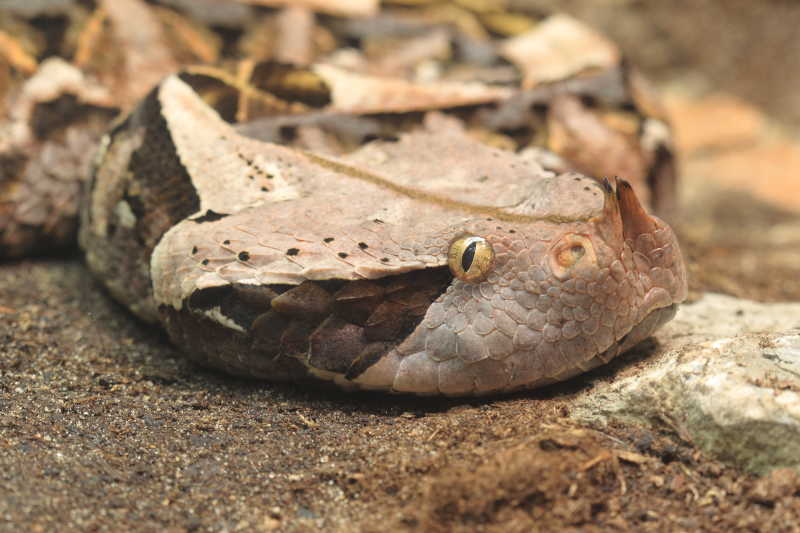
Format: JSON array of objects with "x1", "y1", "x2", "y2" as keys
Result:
[{"x1": 448, "y1": 235, "x2": 494, "y2": 283}]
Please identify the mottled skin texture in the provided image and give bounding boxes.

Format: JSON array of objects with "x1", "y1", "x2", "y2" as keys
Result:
[{"x1": 80, "y1": 75, "x2": 687, "y2": 396}]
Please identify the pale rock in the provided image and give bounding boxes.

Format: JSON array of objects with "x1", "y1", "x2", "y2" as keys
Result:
[{"x1": 572, "y1": 293, "x2": 800, "y2": 475}]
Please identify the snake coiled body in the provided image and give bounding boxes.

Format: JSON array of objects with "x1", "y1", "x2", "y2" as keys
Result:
[
  {"x1": 80, "y1": 70, "x2": 686, "y2": 396},
  {"x1": 1, "y1": 4, "x2": 687, "y2": 395}
]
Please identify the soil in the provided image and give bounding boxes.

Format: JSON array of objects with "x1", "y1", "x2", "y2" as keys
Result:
[
  {"x1": 3, "y1": 2, "x2": 800, "y2": 532},
  {"x1": 4, "y1": 251, "x2": 800, "y2": 533}
]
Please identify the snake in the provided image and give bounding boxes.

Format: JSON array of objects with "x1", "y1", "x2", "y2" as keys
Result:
[{"x1": 2, "y1": 4, "x2": 687, "y2": 396}]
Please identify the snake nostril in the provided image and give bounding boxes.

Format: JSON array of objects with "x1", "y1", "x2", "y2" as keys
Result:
[
  {"x1": 556, "y1": 243, "x2": 585, "y2": 268},
  {"x1": 549, "y1": 234, "x2": 598, "y2": 281}
]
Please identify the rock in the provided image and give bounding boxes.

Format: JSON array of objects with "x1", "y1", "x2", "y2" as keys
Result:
[{"x1": 572, "y1": 293, "x2": 800, "y2": 475}]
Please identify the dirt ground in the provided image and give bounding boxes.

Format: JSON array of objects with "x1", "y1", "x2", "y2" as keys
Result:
[{"x1": 3, "y1": 2, "x2": 800, "y2": 532}]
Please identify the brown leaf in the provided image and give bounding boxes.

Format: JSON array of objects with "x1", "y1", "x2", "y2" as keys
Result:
[
  {"x1": 363, "y1": 27, "x2": 452, "y2": 77},
  {"x1": 0, "y1": 31, "x2": 38, "y2": 75},
  {"x1": 273, "y1": 6, "x2": 316, "y2": 65},
  {"x1": 74, "y1": 0, "x2": 224, "y2": 109},
  {"x1": 500, "y1": 14, "x2": 619, "y2": 89},
  {"x1": 547, "y1": 94, "x2": 651, "y2": 209},
  {"x1": 100, "y1": 0, "x2": 180, "y2": 103},
  {"x1": 228, "y1": 0, "x2": 378, "y2": 17},
  {"x1": 311, "y1": 63, "x2": 512, "y2": 113},
  {"x1": 150, "y1": 5, "x2": 221, "y2": 64},
  {"x1": 0, "y1": 58, "x2": 115, "y2": 256}
]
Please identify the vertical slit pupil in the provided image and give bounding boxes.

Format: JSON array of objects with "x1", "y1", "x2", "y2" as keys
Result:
[{"x1": 461, "y1": 241, "x2": 477, "y2": 273}]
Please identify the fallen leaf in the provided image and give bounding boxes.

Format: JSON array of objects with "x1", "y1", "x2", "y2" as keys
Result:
[{"x1": 500, "y1": 14, "x2": 619, "y2": 88}]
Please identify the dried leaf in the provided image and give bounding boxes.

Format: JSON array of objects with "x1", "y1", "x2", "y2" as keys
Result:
[
  {"x1": 101, "y1": 0, "x2": 179, "y2": 99},
  {"x1": 8, "y1": 58, "x2": 114, "y2": 145},
  {"x1": 479, "y1": 11, "x2": 536, "y2": 36},
  {"x1": 413, "y1": 4, "x2": 489, "y2": 40},
  {"x1": 228, "y1": 0, "x2": 378, "y2": 17},
  {"x1": 500, "y1": 14, "x2": 619, "y2": 88},
  {"x1": 151, "y1": 5, "x2": 222, "y2": 64},
  {"x1": 273, "y1": 6, "x2": 316, "y2": 65},
  {"x1": 363, "y1": 27, "x2": 452, "y2": 77},
  {"x1": 547, "y1": 94, "x2": 650, "y2": 207},
  {"x1": 0, "y1": 31, "x2": 38, "y2": 75},
  {"x1": 311, "y1": 63, "x2": 512, "y2": 113},
  {"x1": 0, "y1": 59, "x2": 115, "y2": 256},
  {"x1": 73, "y1": 6, "x2": 107, "y2": 67}
]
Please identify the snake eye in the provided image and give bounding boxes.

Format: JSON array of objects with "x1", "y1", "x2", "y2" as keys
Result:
[{"x1": 448, "y1": 235, "x2": 494, "y2": 283}]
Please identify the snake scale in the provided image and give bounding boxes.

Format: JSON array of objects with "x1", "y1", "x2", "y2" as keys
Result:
[{"x1": 1, "y1": 1, "x2": 687, "y2": 395}]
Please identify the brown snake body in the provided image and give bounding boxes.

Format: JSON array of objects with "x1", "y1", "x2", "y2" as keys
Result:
[{"x1": 1, "y1": 2, "x2": 686, "y2": 395}]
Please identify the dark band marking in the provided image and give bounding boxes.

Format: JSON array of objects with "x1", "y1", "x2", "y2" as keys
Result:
[
  {"x1": 180, "y1": 65, "x2": 310, "y2": 113},
  {"x1": 186, "y1": 284, "x2": 273, "y2": 330},
  {"x1": 125, "y1": 86, "x2": 202, "y2": 249}
]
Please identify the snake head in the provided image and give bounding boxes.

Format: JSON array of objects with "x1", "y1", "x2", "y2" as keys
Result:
[{"x1": 355, "y1": 174, "x2": 687, "y2": 396}]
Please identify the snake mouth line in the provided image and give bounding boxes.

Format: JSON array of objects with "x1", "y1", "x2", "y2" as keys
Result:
[
  {"x1": 609, "y1": 303, "x2": 678, "y2": 361},
  {"x1": 561, "y1": 303, "x2": 679, "y2": 384}
]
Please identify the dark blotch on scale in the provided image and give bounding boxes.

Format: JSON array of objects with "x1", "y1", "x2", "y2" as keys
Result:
[
  {"x1": 187, "y1": 284, "x2": 278, "y2": 330},
  {"x1": 332, "y1": 281, "x2": 384, "y2": 325},
  {"x1": 271, "y1": 281, "x2": 333, "y2": 319},
  {"x1": 344, "y1": 342, "x2": 394, "y2": 380},
  {"x1": 192, "y1": 209, "x2": 229, "y2": 223},
  {"x1": 159, "y1": 303, "x2": 311, "y2": 382},
  {"x1": 180, "y1": 268, "x2": 453, "y2": 381},
  {"x1": 309, "y1": 317, "x2": 370, "y2": 374},
  {"x1": 307, "y1": 270, "x2": 451, "y2": 377}
]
